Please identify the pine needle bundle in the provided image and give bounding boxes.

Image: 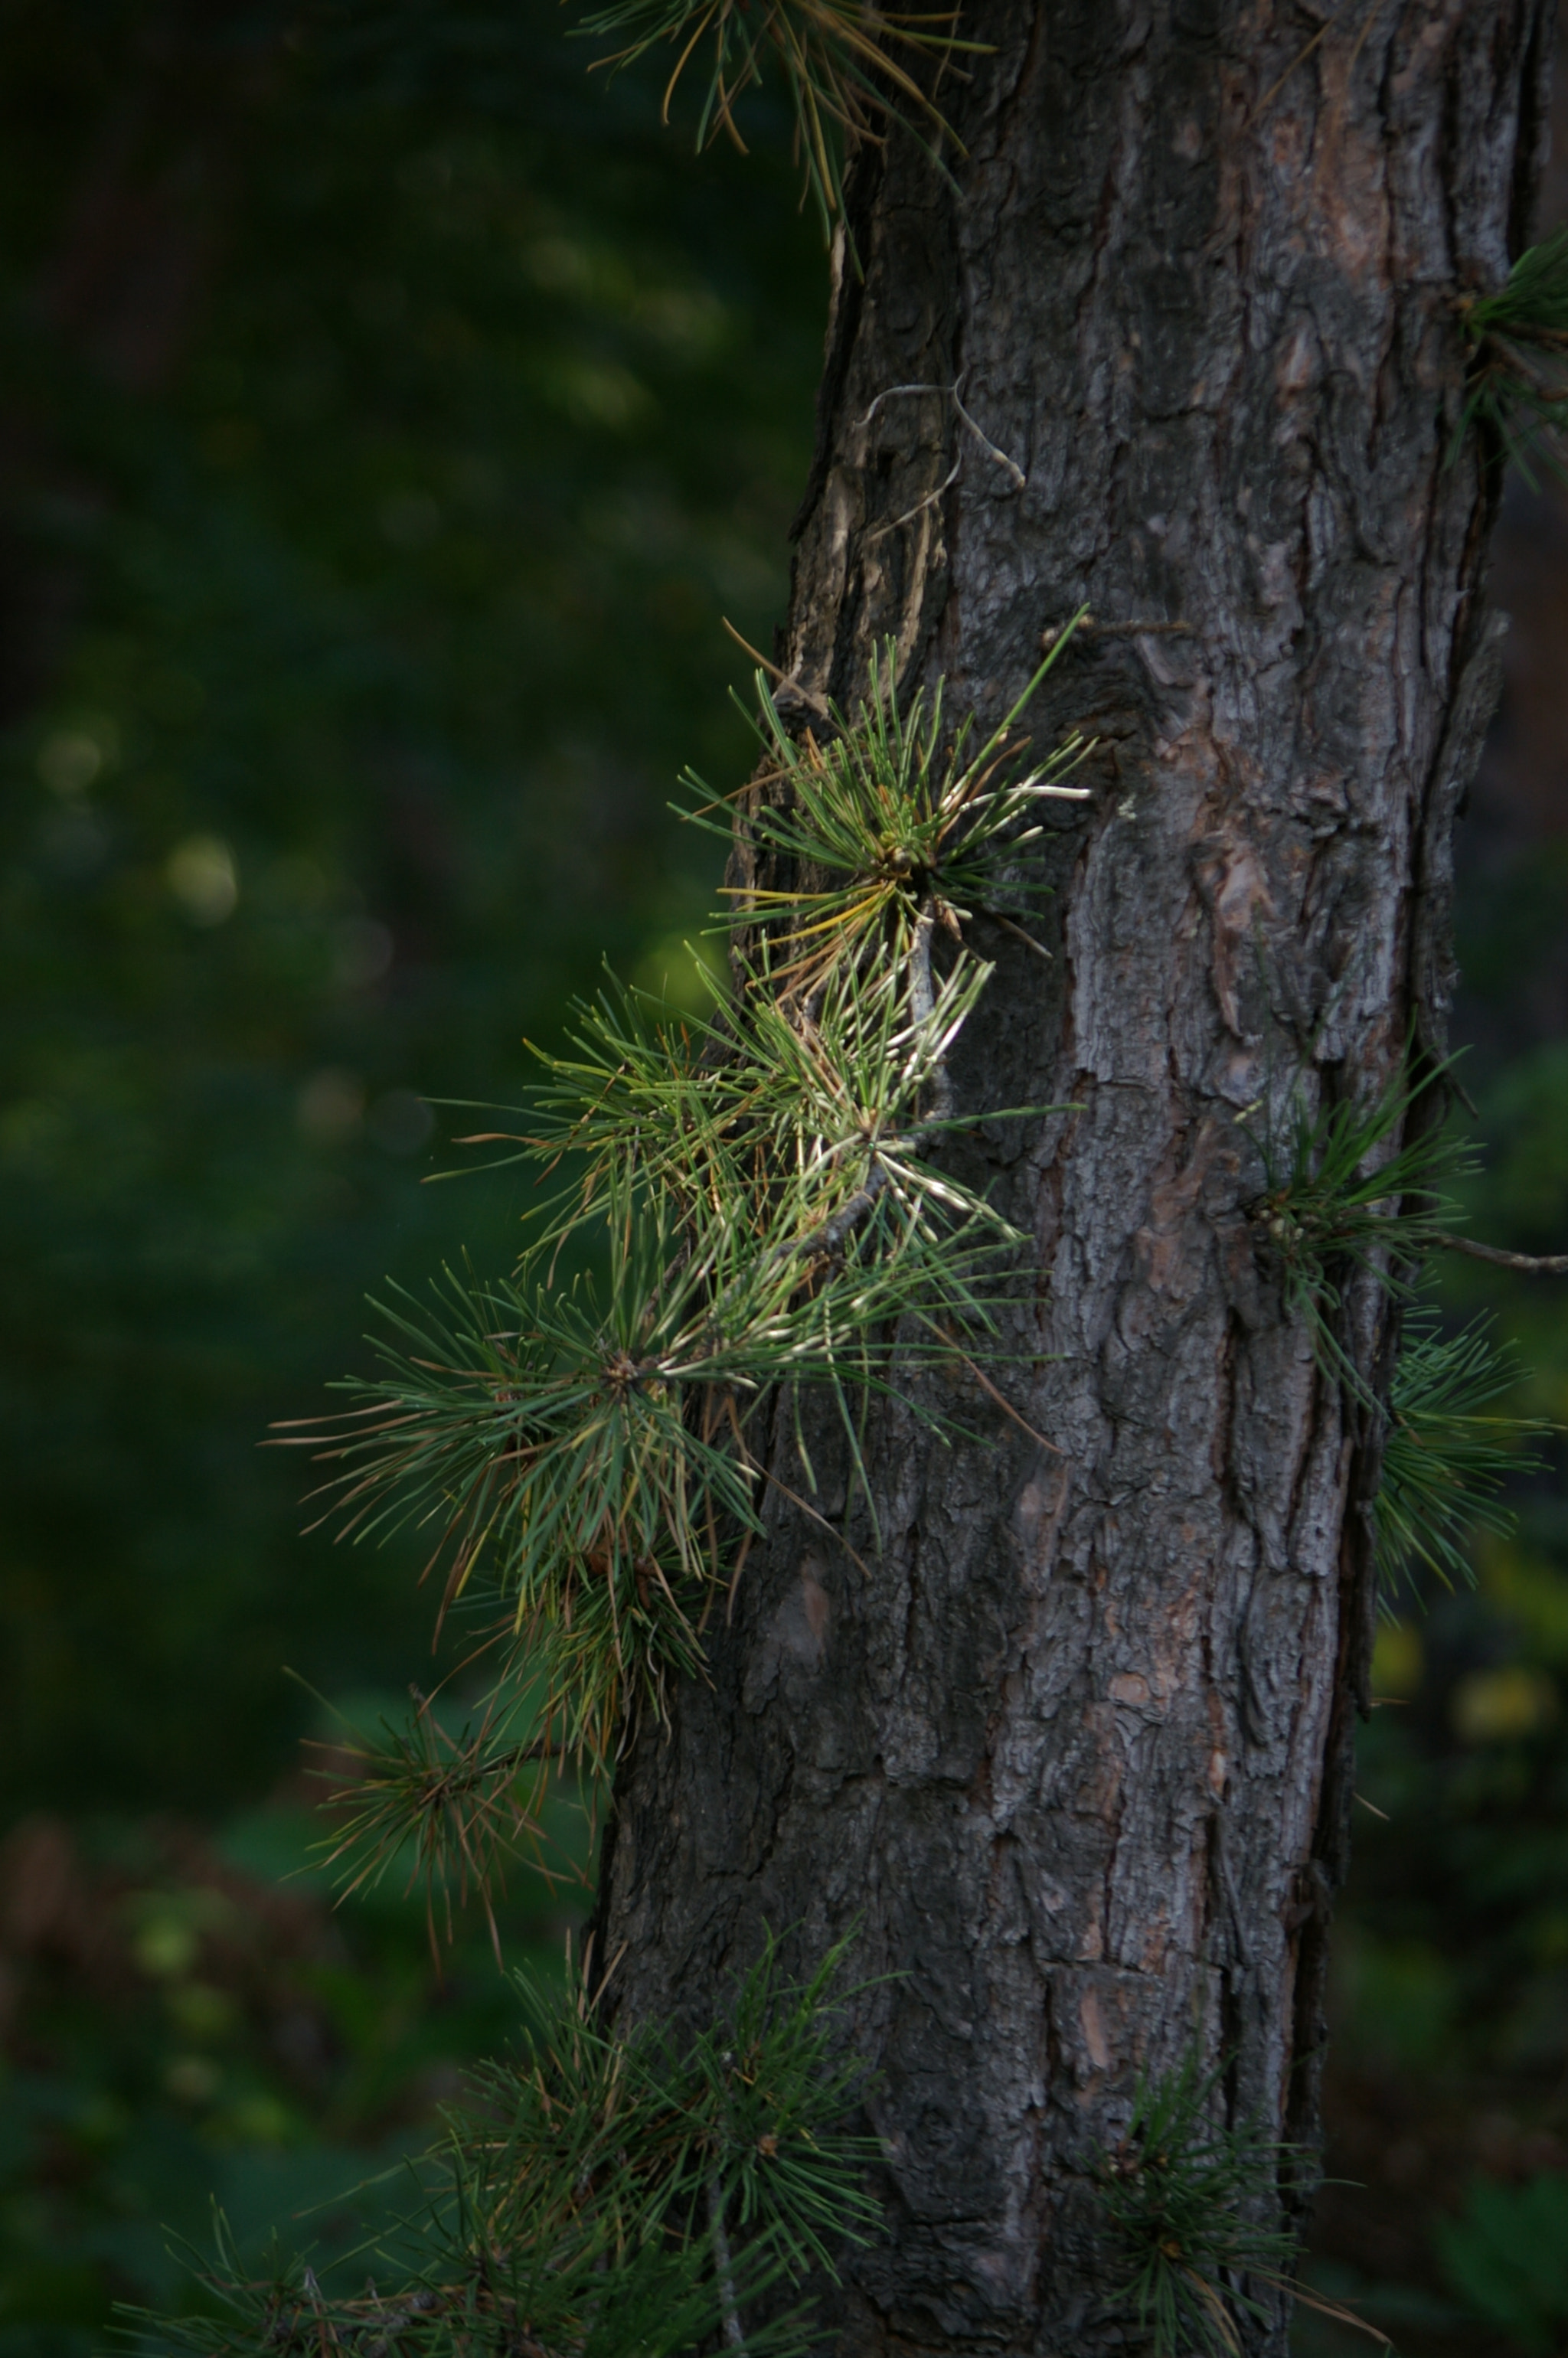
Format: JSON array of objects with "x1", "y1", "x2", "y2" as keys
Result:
[
  {"x1": 568, "y1": 0, "x2": 983, "y2": 238},
  {"x1": 683, "y1": 632, "x2": 1090, "y2": 990},
  {"x1": 531, "y1": 947, "x2": 1001, "y2": 1246},
  {"x1": 1376, "y1": 1315, "x2": 1547, "y2": 1604},
  {"x1": 127, "y1": 1938, "x2": 880, "y2": 2358},
  {"x1": 1096, "y1": 2049, "x2": 1300, "y2": 2358},
  {"x1": 309, "y1": 1689, "x2": 560, "y2": 1961},
  {"x1": 1458, "y1": 226, "x2": 1568, "y2": 483},
  {"x1": 1243, "y1": 1057, "x2": 1474, "y2": 1378}
]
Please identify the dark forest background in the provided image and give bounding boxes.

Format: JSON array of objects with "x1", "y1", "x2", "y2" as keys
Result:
[{"x1": 2, "y1": 6, "x2": 1566, "y2": 2353}]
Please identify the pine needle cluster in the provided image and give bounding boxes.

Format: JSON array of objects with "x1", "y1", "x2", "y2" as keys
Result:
[
  {"x1": 1242, "y1": 1057, "x2": 1472, "y2": 1375},
  {"x1": 283, "y1": 642, "x2": 1086, "y2": 1928},
  {"x1": 1458, "y1": 226, "x2": 1568, "y2": 483},
  {"x1": 1376, "y1": 1315, "x2": 1547, "y2": 1605},
  {"x1": 311, "y1": 1689, "x2": 559, "y2": 1963},
  {"x1": 1243, "y1": 1059, "x2": 1547, "y2": 1605},
  {"x1": 683, "y1": 632, "x2": 1090, "y2": 989},
  {"x1": 129, "y1": 1935, "x2": 881, "y2": 2358},
  {"x1": 568, "y1": 0, "x2": 981, "y2": 238},
  {"x1": 1095, "y1": 2050, "x2": 1301, "y2": 2358}
]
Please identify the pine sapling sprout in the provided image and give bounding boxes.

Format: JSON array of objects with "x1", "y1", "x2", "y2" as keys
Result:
[
  {"x1": 568, "y1": 0, "x2": 985, "y2": 240},
  {"x1": 1457, "y1": 225, "x2": 1568, "y2": 484},
  {"x1": 1377, "y1": 1314, "x2": 1548, "y2": 1605}
]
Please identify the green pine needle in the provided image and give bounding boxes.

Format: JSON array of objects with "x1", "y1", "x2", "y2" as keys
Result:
[
  {"x1": 568, "y1": 0, "x2": 985, "y2": 243},
  {"x1": 1457, "y1": 227, "x2": 1568, "y2": 485},
  {"x1": 124, "y1": 1937, "x2": 879, "y2": 2358},
  {"x1": 681, "y1": 629, "x2": 1091, "y2": 990},
  {"x1": 1243, "y1": 1057, "x2": 1474, "y2": 1377},
  {"x1": 1376, "y1": 1315, "x2": 1548, "y2": 1605},
  {"x1": 1096, "y1": 2047, "x2": 1300, "y2": 2358}
]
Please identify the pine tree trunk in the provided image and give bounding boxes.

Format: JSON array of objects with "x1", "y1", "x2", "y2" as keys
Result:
[{"x1": 593, "y1": 5, "x2": 1552, "y2": 2351}]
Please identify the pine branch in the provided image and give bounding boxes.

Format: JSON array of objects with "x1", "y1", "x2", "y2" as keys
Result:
[
  {"x1": 1431, "y1": 1231, "x2": 1568, "y2": 1276},
  {"x1": 1096, "y1": 2044, "x2": 1301, "y2": 2358},
  {"x1": 280, "y1": 642, "x2": 1088, "y2": 1938}
]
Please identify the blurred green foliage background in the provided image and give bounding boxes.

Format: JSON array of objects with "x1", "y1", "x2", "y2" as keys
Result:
[
  {"x1": 0, "y1": 0, "x2": 821, "y2": 1811},
  {"x1": 0, "y1": 5, "x2": 821, "y2": 2341},
  {"x1": 2, "y1": 7, "x2": 1567, "y2": 2356}
]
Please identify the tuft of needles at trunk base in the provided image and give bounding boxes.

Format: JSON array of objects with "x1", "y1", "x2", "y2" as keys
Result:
[
  {"x1": 1095, "y1": 2046, "x2": 1391, "y2": 2358},
  {"x1": 1096, "y1": 2046, "x2": 1299, "y2": 2358},
  {"x1": 122, "y1": 1935, "x2": 882, "y2": 2358}
]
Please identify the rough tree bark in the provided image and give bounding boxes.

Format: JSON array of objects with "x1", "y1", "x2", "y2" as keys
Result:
[{"x1": 593, "y1": 5, "x2": 1553, "y2": 2353}]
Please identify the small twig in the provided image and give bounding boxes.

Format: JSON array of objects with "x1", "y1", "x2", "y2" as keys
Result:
[
  {"x1": 864, "y1": 452, "x2": 962, "y2": 544},
  {"x1": 909, "y1": 899, "x2": 955, "y2": 1125},
  {"x1": 707, "y1": 2177, "x2": 746, "y2": 2351},
  {"x1": 1432, "y1": 1230, "x2": 1568, "y2": 1276},
  {"x1": 951, "y1": 384, "x2": 1027, "y2": 488},
  {"x1": 1040, "y1": 614, "x2": 1193, "y2": 650},
  {"x1": 795, "y1": 1165, "x2": 892, "y2": 1260},
  {"x1": 765, "y1": 1155, "x2": 897, "y2": 1272},
  {"x1": 857, "y1": 371, "x2": 1027, "y2": 489},
  {"x1": 720, "y1": 616, "x2": 829, "y2": 717},
  {"x1": 857, "y1": 380, "x2": 950, "y2": 430}
]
